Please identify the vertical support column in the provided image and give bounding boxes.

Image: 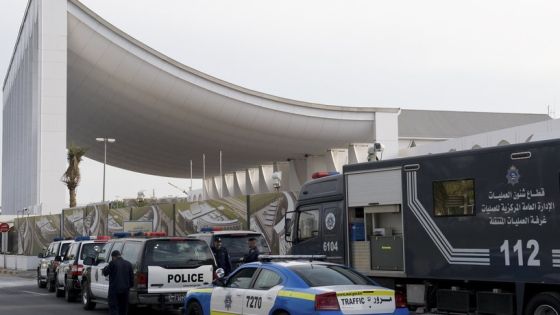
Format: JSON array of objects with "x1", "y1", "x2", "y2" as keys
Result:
[
  {"x1": 259, "y1": 164, "x2": 274, "y2": 193},
  {"x1": 246, "y1": 168, "x2": 259, "y2": 195},
  {"x1": 39, "y1": 0, "x2": 68, "y2": 214},
  {"x1": 348, "y1": 143, "x2": 370, "y2": 164},
  {"x1": 374, "y1": 112, "x2": 400, "y2": 159},
  {"x1": 288, "y1": 159, "x2": 306, "y2": 192},
  {"x1": 325, "y1": 149, "x2": 348, "y2": 173},
  {"x1": 234, "y1": 171, "x2": 247, "y2": 195},
  {"x1": 223, "y1": 173, "x2": 235, "y2": 197},
  {"x1": 273, "y1": 161, "x2": 290, "y2": 192}
]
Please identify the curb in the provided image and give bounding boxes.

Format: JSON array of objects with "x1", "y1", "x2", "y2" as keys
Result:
[{"x1": 0, "y1": 269, "x2": 18, "y2": 275}]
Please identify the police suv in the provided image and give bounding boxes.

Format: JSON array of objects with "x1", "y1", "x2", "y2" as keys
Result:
[
  {"x1": 54, "y1": 236, "x2": 110, "y2": 301},
  {"x1": 189, "y1": 229, "x2": 271, "y2": 267},
  {"x1": 37, "y1": 238, "x2": 74, "y2": 291},
  {"x1": 82, "y1": 232, "x2": 219, "y2": 311}
]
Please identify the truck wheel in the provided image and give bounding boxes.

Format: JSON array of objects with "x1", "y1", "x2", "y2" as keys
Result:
[
  {"x1": 186, "y1": 301, "x2": 203, "y2": 315},
  {"x1": 81, "y1": 282, "x2": 96, "y2": 310},
  {"x1": 525, "y1": 292, "x2": 560, "y2": 315}
]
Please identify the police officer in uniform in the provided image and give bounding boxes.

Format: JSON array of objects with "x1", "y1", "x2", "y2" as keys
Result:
[
  {"x1": 102, "y1": 250, "x2": 134, "y2": 315},
  {"x1": 211, "y1": 237, "x2": 232, "y2": 276},
  {"x1": 241, "y1": 237, "x2": 260, "y2": 263}
]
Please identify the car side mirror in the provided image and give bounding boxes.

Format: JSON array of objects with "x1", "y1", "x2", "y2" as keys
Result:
[
  {"x1": 213, "y1": 278, "x2": 226, "y2": 287},
  {"x1": 54, "y1": 255, "x2": 62, "y2": 262},
  {"x1": 84, "y1": 256, "x2": 95, "y2": 266},
  {"x1": 37, "y1": 253, "x2": 44, "y2": 258},
  {"x1": 215, "y1": 268, "x2": 225, "y2": 279}
]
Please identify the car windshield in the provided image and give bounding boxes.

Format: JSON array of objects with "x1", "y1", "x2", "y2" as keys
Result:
[
  {"x1": 144, "y1": 239, "x2": 214, "y2": 268},
  {"x1": 289, "y1": 264, "x2": 373, "y2": 287},
  {"x1": 219, "y1": 234, "x2": 270, "y2": 257},
  {"x1": 80, "y1": 243, "x2": 101, "y2": 260}
]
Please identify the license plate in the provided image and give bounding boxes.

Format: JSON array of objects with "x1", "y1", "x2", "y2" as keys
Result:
[{"x1": 166, "y1": 294, "x2": 185, "y2": 303}]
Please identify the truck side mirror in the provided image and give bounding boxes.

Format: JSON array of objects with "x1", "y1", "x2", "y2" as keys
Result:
[
  {"x1": 54, "y1": 255, "x2": 62, "y2": 262},
  {"x1": 284, "y1": 217, "x2": 293, "y2": 242},
  {"x1": 38, "y1": 252, "x2": 44, "y2": 258}
]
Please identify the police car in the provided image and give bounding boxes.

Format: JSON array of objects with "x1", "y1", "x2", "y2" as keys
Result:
[
  {"x1": 36, "y1": 238, "x2": 74, "y2": 291},
  {"x1": 82, "y1": 232, "x2": 220, "y2": 311},
  {"x1": 54, "y1": 236, "x2": 110, "y2": 301},
  {"x1": 184, "y1": 255, "x2": 409, "y2": 315}
]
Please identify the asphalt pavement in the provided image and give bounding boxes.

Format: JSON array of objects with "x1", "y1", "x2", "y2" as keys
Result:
[{"x1": 0, "y1": 273, "x2": 181, "y2": 315}]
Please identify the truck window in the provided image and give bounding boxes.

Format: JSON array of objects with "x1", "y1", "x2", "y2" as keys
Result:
[
  {"x1": 297, "y1": 209, "x2": 319, "y2": 241},
  {"x1": 433, "y1": 179, "x2": 475, "y2": 216},
  {"x1": 97, "y1": 242, "x2": 113, "y2": 264}
]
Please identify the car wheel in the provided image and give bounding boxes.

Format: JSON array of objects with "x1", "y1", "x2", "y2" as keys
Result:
[
  {"x1": 65, "y1": 281, "x2": 75, "y2": 302},
  {"x1": 37, "y1": 271, "x2": 46, "y2": 288},
  {"x1": 47, "y1": 275, "x2": 55, "y2": 292},
  {"x1": 81, "y1": 282, "x2": 96, "y2": 310},
  {"x1": 275, "y1": 311, "x2": 290, "y2": 315},
  {"x1": 55, "y1": 277, "x2": 64, "y2": 298},
  {"x1": 186, "y1": 301, "x2": 203, "y2": 315}
]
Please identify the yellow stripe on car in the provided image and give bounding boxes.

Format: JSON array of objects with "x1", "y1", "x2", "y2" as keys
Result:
[
  {"x1": 190, "y1": 288, "x2": 213, "y2": 294},
  {"x1": 278, "y1": 290, "x2": 315, "y2": 301}
]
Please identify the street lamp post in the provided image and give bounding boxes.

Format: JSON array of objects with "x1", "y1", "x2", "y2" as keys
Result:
[{"x1": 96, "y1": 137, "x2": 116, "y2": 202}]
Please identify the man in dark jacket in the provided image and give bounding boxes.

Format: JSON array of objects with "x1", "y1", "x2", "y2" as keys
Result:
[
  {"x1": 241, "y1": 237, "x2": 260, "y2": 263},
  {"x1": 102, "y1": 250, "x2": 134, "y2": 315},
  {"x1": 211, "y1": 237, "x2": 232, "y2": 276}
]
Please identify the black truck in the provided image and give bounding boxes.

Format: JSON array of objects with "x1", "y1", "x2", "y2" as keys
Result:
[{"x1": 287, "y1": 139, "x2": 560, "y2": 315}]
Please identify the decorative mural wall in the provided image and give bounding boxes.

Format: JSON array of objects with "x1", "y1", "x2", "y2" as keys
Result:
[{"x1": 14, "y1": 192, "x2": 297, "y2": 256}]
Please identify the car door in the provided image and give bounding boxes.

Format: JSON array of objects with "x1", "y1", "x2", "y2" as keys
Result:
[
  {"x1": 58, "y1": 243, "x2": 77, "y2": 287},
  {"x1": 211, "y1": 267, "x2": 258, "y2": 314},
  {"x1": 242, "y1": 268, "x2": 284, "y2": 315},
  {"x1": 90, "y1": 242, "x2": 115, "y2": 299}
]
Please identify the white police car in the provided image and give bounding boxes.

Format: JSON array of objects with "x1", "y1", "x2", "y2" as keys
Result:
[{"x1": 184, "y1": 255, "x2": 409, "y2": 315}]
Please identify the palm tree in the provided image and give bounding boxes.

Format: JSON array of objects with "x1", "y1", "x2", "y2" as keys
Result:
[{"x1": 61, "y1": 145, "x2": 88, "y2": 207}]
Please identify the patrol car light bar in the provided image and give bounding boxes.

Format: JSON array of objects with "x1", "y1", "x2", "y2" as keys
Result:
[
  {"x1": 311, "y1": 171, "x2": 339, "y2": 179},
  {"x1": 258, "y1": 255, "x2": 327, "y2": 262},
  {"x1": 200, "y1": 227, "x2": 223, "y2": 232}
]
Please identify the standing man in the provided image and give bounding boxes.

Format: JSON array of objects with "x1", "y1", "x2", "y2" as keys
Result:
[
  {"x1": 211, "y1": 237, "x2": 232, "y2": 276},
  {"x1": 102, "y1": 250, "x2": 134, "y2": 315},
  {"x1": 241, "y1": 237, "x2": 260, "y2": 263}
]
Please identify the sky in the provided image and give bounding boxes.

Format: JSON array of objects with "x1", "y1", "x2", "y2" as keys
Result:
[{"x1": 1, "y1": 0, "x2": 560, "y2": 206}]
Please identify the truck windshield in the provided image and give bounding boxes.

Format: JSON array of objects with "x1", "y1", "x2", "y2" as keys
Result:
[
  {"x1": 144, "y1": 239, "x2": 214, "y2": 268},
  {"x1": 220, "y1": 234, "x2": 270, "y2": 256},
  {"x1": 289, "y1": 264, "x2": 373, "y2": 287}
]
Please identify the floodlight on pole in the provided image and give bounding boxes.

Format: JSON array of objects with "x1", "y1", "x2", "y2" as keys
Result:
[{"x1": 96, "y1": 137, "x2": 116, "y2": 202}]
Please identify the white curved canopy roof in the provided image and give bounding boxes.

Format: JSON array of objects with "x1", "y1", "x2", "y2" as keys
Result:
[{"x1": 66, "y1": 0, "x2": 398, "y2": 178}]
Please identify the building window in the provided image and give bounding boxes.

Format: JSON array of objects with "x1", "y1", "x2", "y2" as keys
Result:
[{"x1": 433, "y1": 179, "x2": 475, "y2": 216}]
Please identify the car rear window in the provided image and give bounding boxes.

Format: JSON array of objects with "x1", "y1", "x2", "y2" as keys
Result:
[
  {"x1": 144, "y1": 239, "x2": 214, "y2": 268},
  {"x1": 289, "y1": 264, "x2": 373, "y2": 287},
  {"x1": 80, "y1": 243, "x2": 102, "y2": 260},
  {"x1": 219, "y1": 234, "x2": 270, "y2": 255}
]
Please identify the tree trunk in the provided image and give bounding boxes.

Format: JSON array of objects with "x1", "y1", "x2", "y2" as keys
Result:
[{"x1": 69, "y1": 188, "x2": 77, "y2": 208}]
